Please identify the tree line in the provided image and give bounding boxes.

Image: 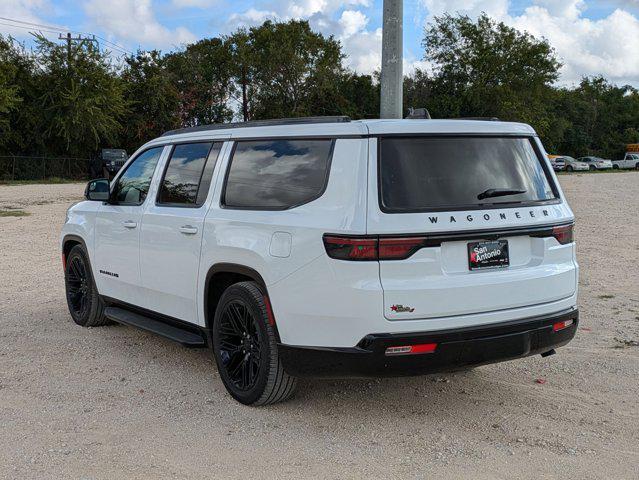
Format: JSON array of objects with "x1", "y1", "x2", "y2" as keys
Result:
[{"x1": 1, "y1": 14, "x2": 637, "y2": 163}]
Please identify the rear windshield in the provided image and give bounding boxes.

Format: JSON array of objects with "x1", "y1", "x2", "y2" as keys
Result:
[{"x1": 379, "y1": 137, "x2": 558, "y2": 212}]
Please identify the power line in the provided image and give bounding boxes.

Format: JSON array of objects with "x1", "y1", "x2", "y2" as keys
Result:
[{"x1": 0, "y1": 16, "x2": 133, "y2": 55}]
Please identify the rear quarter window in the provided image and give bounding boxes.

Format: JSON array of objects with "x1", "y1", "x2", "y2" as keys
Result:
[
  {"x1": 379, "y1": 136, "x2": 558, "y2": 212},
  {"x1": 223, "y1": 139, "x2": 334, "y2": 210}
]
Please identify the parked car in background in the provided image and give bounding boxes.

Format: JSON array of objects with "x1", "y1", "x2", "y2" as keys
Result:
[
  {"x1": 547, "y1": 155, "x2": 565, "y2": 171},
  {"x1": 101, "y1": 149, "x2": 128, "y2": 179},
  {"x1": 612, "y1": 153, "x2": 639, "y2": 170},
  {"x1": 577, "y1": 156, "x2": 613, "y2": 171},
  {"x1": 557, "y1": 156, "x2": 589, "y2": 172}
]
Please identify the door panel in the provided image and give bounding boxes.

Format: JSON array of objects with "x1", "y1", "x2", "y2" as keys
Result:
[{"x1": 93, "y1": 146, "x2": 166, "y2": 306}]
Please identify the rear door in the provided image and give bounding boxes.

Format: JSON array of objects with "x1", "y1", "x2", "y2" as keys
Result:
[
  {"x1": 139, "y1": 139, "x2": 228, "y2": 324},
  {"x1": 367, "y1": 135, "x2": 577, "y2": 320}
]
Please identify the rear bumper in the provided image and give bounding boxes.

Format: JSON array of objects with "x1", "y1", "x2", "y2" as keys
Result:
[{"x1": 278, "y1": 309, "x2": 578, "y2": 378}]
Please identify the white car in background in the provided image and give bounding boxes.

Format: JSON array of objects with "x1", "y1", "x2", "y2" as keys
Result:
[
  {"x1": 558, "y1": 156, "x2": 589, "y2": 172},
  {"x1": 612, "y1": 153, "x2": 639, "y2": 170},
  {"x1": 578, "y1": 156, "x2": 613, "y2": 171}
]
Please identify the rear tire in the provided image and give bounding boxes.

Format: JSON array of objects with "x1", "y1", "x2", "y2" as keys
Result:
[
  {"x1": 212, "y1": 281, "x2": 297, "y2": 406},
  {"x1": 589, "y1": 165, "x2": 596, "y2": 171},
  {"x1": 64, "y1": 245, "x2": 109, "y2": 327}
]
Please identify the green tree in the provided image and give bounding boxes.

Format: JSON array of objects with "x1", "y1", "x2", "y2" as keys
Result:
[
  {"x1": 244, "y1": 20, "x2": 346, "y2": 119},
  {"x1": 121, "y1": 50, "x2": 181, "y2": 151},
  {"x1": 35, "y1": 35, "x2": 127, "y2": 157},
  {"x1": 164, "y1": 38, "x2": 234, "y2": 126},
  {"x1": 410, "y1": 13, "x2": 561, "y2": 139}
]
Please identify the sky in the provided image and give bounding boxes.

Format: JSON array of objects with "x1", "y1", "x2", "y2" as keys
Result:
[{"x1": 2, "y1": 0, "x2": 639, "y2": 86}]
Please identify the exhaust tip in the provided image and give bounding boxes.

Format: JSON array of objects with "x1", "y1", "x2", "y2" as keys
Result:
[{"x1": 540, "y1": 349, "x2": 556, "y2": 358}]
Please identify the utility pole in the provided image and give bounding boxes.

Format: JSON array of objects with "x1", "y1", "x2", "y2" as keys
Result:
[
  {"x1": 380, "y1": 0, "x2": 403, "y2": 119},
  {"x1": 58, "y1": 33, "x2": 99, "y2": 67}
]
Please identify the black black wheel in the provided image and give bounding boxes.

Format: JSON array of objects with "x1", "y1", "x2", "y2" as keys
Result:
[
  {"x1": 635, "y1": 163, "x2": 639, "y2": 170},
  {"x1": 589, "y1": 165, "x2": 596, "y2": 171},
  {"x1": 212, "y1": 281, "x2": 297, "y2": 406},
  {"x1": 566, "y1": 165, "x2": 574, "y2": 172},
  {"x1": 613, "y1": 164, "x2": 619, "y2": 169},
  {"x1": 64, "y1": 245, "x2": 108, "y2": 327}
]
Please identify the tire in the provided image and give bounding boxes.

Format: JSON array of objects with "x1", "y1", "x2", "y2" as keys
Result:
[
  {"x1": 613, "y1": 164, "x2": 619, "y2": 170},
  {"x1": 212, "y1": 281, "x2": 297, "y2": 406},
  {"x1": 635, "y1": 163, "x2": 639, "y2": 170},
  {"x1": 64, "y1": 245, "x2": 109, "y2": 327},
  {"x1": 566, "y1": 165, "x2": 574, "y2": 172},
  {"x1": 589, "y1": 165, "x2": 596, "y2": 171}
]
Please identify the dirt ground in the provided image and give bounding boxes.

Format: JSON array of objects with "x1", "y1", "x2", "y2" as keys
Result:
[{"x1": 1, "y1": 173, "x2": 638, "y2": 480}]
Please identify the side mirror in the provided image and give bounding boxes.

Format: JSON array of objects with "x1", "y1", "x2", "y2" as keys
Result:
[{"x1": 85, "y1": 178, "x2": 110, "y2": 202}]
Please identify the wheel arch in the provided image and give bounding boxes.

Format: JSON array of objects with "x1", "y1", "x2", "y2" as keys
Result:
[
  {"x1": 203, "y1": 263, "x2": 270, "y2": 331},
  {"x1": 62, "y1": 234, "x2": 89, "y2": 264}
]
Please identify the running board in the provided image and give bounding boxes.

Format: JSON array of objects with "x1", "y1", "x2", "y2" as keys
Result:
[{"x1": 104, "y1": 307, "x2": 206, "y2": 348}]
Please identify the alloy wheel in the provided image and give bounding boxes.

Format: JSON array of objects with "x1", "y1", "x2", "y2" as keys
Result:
[
  {"x1": 66, "y1": 256, "x2": 91, "y2": 318},
  {"x1": 217, "y1": 300, "x2": 262, "y2": 391}
]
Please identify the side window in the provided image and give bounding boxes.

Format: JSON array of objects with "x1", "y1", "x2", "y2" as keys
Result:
[
  {"x1": 157, "y1": 142, "x2": 222, "y2": 206},
  {"x1": 113, "y1": 147, "x2": 163, "y2": 205},
  {"x1": 223, "y1": 139, "x2": 333, "y2": 210}
]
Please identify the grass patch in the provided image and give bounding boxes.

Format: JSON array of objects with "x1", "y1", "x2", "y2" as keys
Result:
[
  {"x1": 597, "y1": 294, "x2": 615, "y2": 299},
  {"x1": 0, "y1": 177, "x2": 83, "y2": 186},
  {"x1": 0, "y1": 209, "x2": 30, "y2": 217}
]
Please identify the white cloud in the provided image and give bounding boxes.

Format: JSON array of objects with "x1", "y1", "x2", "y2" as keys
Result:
[
  {"x1": 420, "y1": 0, "x2": 509, "y2": 20},
  {"x1": 0, "y1": 0, "x2": 57, "y2": 38},
  {"x1": 227, "y1": 8, "x2": 278, "y2": 29},
  {"x1": 339, "y1": 10, "x2": 368, "y2": 36},
  {"x1": 83, "y1": 0, "x2": 195, "y2": 48}
]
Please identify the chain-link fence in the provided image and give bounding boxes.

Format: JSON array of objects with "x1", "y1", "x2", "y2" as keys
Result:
[{"x1": 0, "y1": 156, "x2": 93, "y2": 181}]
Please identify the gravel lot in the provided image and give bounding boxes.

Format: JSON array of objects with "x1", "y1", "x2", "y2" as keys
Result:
[{"x1": 1, "y1": 173, "x2": 638, "y2": 479}]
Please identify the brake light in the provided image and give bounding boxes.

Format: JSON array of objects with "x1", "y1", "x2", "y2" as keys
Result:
[
  {"x1": 385, "y1": 343, "x2": 437, "y2": 356},
  {"x1": 552, "y1": 224, "x2": 574, "y2": 245},
  {"x1": 553, "y1": 319, "x2": 574, "y2": 332},
  {"x1": 323, "y1": 236, "x2": 378, "y2": 261}
]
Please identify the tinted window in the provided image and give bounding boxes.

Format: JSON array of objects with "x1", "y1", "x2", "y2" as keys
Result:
[
  {"x1": 224, "y1": 139, "x2": 333, "y2": 209},
  {"x1": 113, "y1": 147, "x2": 163, "y2": 205},
  {"x1": 380, "y1": 137, "x2": 557, "y2": 212},
  {"x1": 157, "y1": 142, "x2": 222, "y2": 206}
]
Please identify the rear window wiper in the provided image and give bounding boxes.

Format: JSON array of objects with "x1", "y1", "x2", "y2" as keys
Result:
[{"x1": 477, "y1": 188, "x2": 527, "y2": 201}]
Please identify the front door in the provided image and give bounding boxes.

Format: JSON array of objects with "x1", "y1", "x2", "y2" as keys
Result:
[
  {"x1": 139, "y1": 140, "x2": 226, "y2": 324},
  {"x1": 94, "y1": 146, "x2": 165, "y2": 306}
]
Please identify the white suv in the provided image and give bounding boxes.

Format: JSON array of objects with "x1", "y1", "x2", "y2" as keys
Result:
[{"x1": 61, "y1": 117, "x2": 579, "y2": 405}]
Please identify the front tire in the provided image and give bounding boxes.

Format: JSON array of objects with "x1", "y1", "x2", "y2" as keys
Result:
[
  {"x1": 566, "y1": 165, "x2": 574, "y2": 172},
  {"x1": 212, "y1": 282, "x2": 297, "y2": 406},
  {"x1": 64, "y1": 245, "x2": 109, "y2": 327},
  {"x1": 589, "y1": 165, "x2": 596, "y2": 171}
]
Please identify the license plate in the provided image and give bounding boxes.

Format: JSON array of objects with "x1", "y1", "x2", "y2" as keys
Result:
[{"x1": 468, "y1": 240, "x2": 509, "y2": 270}]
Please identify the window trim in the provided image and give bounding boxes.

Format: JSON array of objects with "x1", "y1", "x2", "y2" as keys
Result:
[
  {"x1": 376, "y1": 134, "x2": 561, "y2": 214},
  {"x1": 110, "y1": 146, "x2": 165, "y2": 207},
  {"x1": 220, "y1": 138, "x2": 336, "y2": 211},
  {"x1": 155, "y1": 140, "x2": 221, "y2": 209}
]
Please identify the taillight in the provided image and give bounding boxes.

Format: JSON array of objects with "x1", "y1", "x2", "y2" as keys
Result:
[
  {"x1": 323, "y1": 235, "x2": 429, "y2": 261},
  {"x1": 552, "y1": 224, "x2": 574, "y2": 245},
  {"x1": 323, "y1": 236, "x2": 378, "y2": 261},
  {"x1": 378, "y1": 237, "x2": 427, "y2": 260},
  {"x1": 385, "y1": 343, "x2": 437, "y2": 356}
]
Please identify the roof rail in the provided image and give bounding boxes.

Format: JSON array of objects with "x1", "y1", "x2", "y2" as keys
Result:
[
  {"x1": 459, "y1": 117, "x2": 500, "y2": 121},
  {"x1": 162, "y1": 116, "x2": 352, "y2": 137}
]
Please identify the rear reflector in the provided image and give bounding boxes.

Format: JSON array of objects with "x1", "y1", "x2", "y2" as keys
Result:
[
  {"x1": 553, "y1": 319, "x2": 574, "y2": 332},
  {"x1": 552, "y1": 224, "x2": 574, "y2": 245},
  {"x1": 378, "y1": 237, "x2": 427, "y2": 260},
  {"x1": 385, "y1": 343, "x2": 437, "y2": 356}
]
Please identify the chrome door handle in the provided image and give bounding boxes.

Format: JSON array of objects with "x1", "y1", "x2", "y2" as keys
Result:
[
  {"x1": 179, "y1": 225, "x2": 198, "y2": 235},
  {"x1": 122, "y1": 220, "x2": 137, "y2": 229}
]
